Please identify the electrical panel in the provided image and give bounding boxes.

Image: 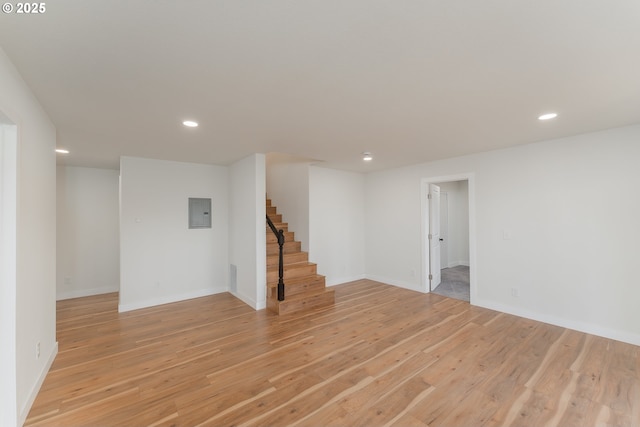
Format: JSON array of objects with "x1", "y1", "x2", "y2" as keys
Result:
[{"x1": 188, "y1": 198, "x2": 212, "y2": 229}]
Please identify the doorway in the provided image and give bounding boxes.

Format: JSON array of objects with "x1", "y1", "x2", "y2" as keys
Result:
[{"x1": 421, "y1": 174, "x2": 475, "y2": 303}]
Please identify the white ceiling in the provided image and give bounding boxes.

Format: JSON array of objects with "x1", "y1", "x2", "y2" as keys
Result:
[{"x1": 1, "y1": 0, "x2": 639, "y2": 172}]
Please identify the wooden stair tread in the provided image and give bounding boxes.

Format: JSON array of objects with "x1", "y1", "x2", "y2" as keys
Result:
[
  {"x1": 267, "y1": 260, "x2": 316, "y2": 269},
  {"x1": 266, "y1": 275, "x2": 327, "y2": 302},
  {"x1": 278, "y1": 287, "x2": 334, "y2": 302},
  {"x1": 267, "y1": 273, "x2": 326, "y2": 288},
  {"x1": 266, "y1": 231, "x2": 295, "y2": 243},
  {"x1": 266, "y1": 258, "x2": 313, "y2": 267},
  {"x1": 285, "y1": 288, "x2": 335, "y2": 301},
  {"x1": 267, "y1": 241, "x2": 301, "y2": 255},
  {"x1": 267, "y1": 262, "x2": 316, "y2": 277},
  {"x1": 267, "y1": 262, "x2": 317, "y2": 282},
  {"x1": 266, "y1": 254, "x2": 307, "y2": 262},
  {"x1": 266, "y1": 252, "x2": 308, "y2": 267},
  {"x1": 265, "y1": 196, "x2": 334, "y2": 315},
  {"x1": 269, "y1": 222, "x2": 288, "y2": 229}
]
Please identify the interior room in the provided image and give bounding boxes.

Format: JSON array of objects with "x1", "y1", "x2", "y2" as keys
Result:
[{"x1": 1, "y1": 2, "x2": 640, "y2": 426}]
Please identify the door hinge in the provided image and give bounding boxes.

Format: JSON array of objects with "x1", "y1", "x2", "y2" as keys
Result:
[
  {"x1": 428, "y1": 234, "x2": 432, "y2": 240},
  {"x1": 428, "y1": 193, "x2": 432, "y2": 200},
  {"x1": 429, "y1": 274, "x2": 433, "y2": 280}
]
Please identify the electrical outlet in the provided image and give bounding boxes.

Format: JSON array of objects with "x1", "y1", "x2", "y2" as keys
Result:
[
  {"x1": 36, "y1": 342, "x2": 40, "y2": 358},
  {"x1": 511, "y1": 288, "x2": 519, "y2": 298}
]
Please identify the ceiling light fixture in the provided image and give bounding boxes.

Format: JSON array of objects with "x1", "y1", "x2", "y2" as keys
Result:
[
  {"x1": 362, "y1": 152, "x2": 373, "y2": 161},
  {"x1": 538, "y1": 113, "x2": 558, "y2": 121},
  {"x1": 55, "y1": 148, "x2": 70, "y2": 154},
  {"x1": 182, "y1": 120, "x2": 198, "y2": 127}
]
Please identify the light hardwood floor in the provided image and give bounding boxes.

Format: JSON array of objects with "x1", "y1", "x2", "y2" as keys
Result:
[{"x1": 26, "y1": 280, "x2": 640, "y2": 426}]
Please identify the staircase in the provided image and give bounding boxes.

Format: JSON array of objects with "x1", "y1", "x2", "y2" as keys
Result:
[{"x1": 266, "y1": 198, "x2": 335, "y2": 315}]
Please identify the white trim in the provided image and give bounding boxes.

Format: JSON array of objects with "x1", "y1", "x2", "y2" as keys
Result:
[
  {"x1": 229, "y1": 289, "x2": 265, "y2": 310},
  {"x1": 365, "y1": 274, "x2": 423, "y2": 293},
  {"x1": 420, "y1": 173, "x2": 476, "y2": 303},
  {"x1": 420, "y1": 179, "x2": 429, "y2": 293},
  {"x1": 118, "y1": 287, "x2": 227, "y2": 313},
  {"x1": 325, "y1": 274, "x2": 366, "y2": 287},
  {"x1": 19, "y1": 342, "x2": 58, "y2": 426},
  {"x1": 475, "y1": 298, "x2": 640, "y2": 347},
  {"x1": 57, "y1": 285, "x2": 119, "y2": 301}
]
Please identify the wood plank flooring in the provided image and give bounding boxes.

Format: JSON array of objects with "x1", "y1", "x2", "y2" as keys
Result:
[{"x1": 26, "y1": 280, "x2": 640, "y2": 426}]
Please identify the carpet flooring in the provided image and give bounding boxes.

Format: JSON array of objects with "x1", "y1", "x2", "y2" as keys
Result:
[{"x1": 432, "y1": 265, "x2": 470, "y2": 302}]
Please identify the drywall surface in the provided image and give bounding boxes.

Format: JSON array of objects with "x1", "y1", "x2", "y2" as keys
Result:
[
  {"x1": 366, "y1": 124, "x2": 640, "y2": 345},
  {"x1": 266, "y1": 157, "x2": 310, "y2": 251},
  {"x1": 119, "y1": 156, "x2": 228, "y2": 312},
  {"x1": 309, "y1": 166, "x2": 366, "y2": 285},
  {"x1": 229, "y1": 154, "x2": 266, "y2": 309},
  {"x1": 0, "y1": 117, "x2": 18, "y2": 427},
  {"x1": 57, "y1": 166, "x2": 119, "y2": 299},
  {"x1": 0, "y1": 47, "x2": 57, "y2": 426}
]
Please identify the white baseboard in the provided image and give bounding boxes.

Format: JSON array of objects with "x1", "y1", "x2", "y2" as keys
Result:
[
  {"x1": 325, "y1": 274, "x2": 366, "y2": 287},
  {"x1": 229, "y1": 290, "x2": 263, "y2": 310},
  {"x1": 474, "y1": 298, "x2": 640, "y2": 347},
  {"x1": 360, "y1": 277, "x2": 640, "y2": 346},
  {"x1": 20, "y1": 341, "x2": 58, "y2": 426},
  {"x1": 364, "y1": 274, "x2": 424, "y2": 293},
  {"x1": 57, "y1": 285, "x2": 119, "y2": 301},
  {"x1": 118, "y1": 287, "x2": 227, "y2": 313}
]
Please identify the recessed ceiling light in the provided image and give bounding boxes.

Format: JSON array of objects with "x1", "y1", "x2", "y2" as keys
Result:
[
  {"x1": 538, "y1": 113, "x2": 558, "y2": 121},
  {"x1": 182, "y1": 120, "x2": 198, "y2": 127},
  {"x1": 362, "y1": 152, "x2": 373, "y2": 161},
  {"x1": 55, "y1": 148, "x2": 70, "y2": 154}
]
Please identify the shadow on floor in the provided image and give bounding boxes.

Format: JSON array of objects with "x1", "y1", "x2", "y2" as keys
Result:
[{"x1": 432, "y1": 265, "x2": 469, "y2": 302}]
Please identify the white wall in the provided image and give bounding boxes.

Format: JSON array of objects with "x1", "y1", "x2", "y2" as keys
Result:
[
  {"x1": 119, "y1": 157, "x2": 228, "y2": 312},
  {"x1": 309, "y1": 167, "x2": 366, "y2": 286},
  {"x1": 57, "y1": 166, "x2": 119, "y2": 300},
  {"x1": 229, "y1": 154, "x2": 266, "y2": 309},
  {"x1": 266, "y1": 155, "x2": 310, "y2": 251},
  {"x1": 1, "y1": 117, "x2": 18, "y2": 427},
  {"x1": 438, "y1": 181, "x2": 469, "y2": 267},
  {"x1": 365, "y1": 167, "x2": 423, "y2": 290},
  {"x1": 0, "y1": 48, "x2": 57, "y2": 426},
  {"x1": 366, "y1": 124, "x2": 640, "y2": 345}
]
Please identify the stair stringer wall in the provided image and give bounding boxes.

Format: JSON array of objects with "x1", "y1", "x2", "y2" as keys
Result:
[
  {"x1": 265, "y1": 155, "x2": 310, "y2": 252},
  {"x1": 229, "y1": 154, "x2": 266, "y2": 310}
]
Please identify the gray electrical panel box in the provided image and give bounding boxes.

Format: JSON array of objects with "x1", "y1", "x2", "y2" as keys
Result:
[{"x1": 188, "y1": 198, "x2": 212, "y2": 229}]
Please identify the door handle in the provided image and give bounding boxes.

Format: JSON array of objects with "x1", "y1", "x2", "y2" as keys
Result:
[{"x1": 439, "y1": 238, "x2": 444, "y2": 241}]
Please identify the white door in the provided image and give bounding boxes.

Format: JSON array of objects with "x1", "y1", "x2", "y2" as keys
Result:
[
  {"x1": 429, "y1": 184, "x2": 441, "y2": 290},
  {"x1": 439, "y1": 192, "x2": 448, "y2": 269}
]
